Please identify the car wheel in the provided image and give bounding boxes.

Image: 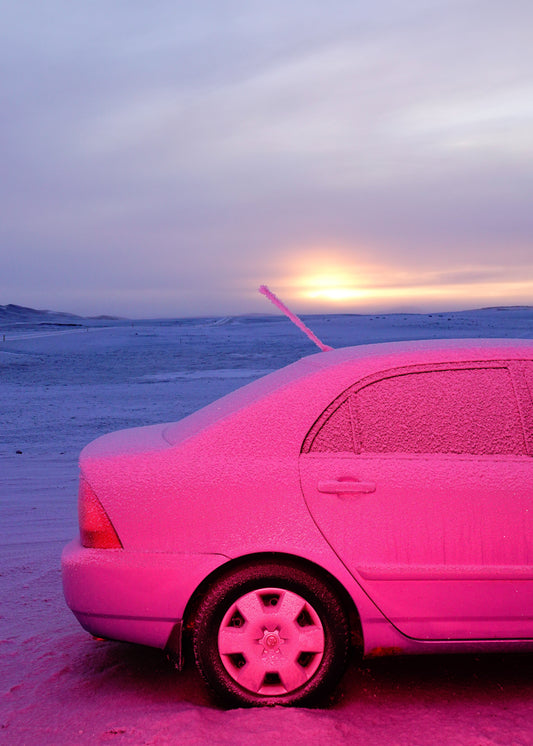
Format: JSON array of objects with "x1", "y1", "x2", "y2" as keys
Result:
[{"x1": 191, "y1": 561, "x2": 350, "y2": 707}]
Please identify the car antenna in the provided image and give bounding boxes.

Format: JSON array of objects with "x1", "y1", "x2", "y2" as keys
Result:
[{"x1": 259, "y1": 285, "x2": 334, "y2": 351}]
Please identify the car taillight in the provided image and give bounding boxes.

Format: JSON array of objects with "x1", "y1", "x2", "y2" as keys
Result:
[{"x1": 78, "y1": 476, "x2": 122, "y2": 549}]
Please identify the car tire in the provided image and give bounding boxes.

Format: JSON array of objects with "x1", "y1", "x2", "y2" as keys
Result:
[{"x1": 191, "y1": 561, "x2": 350, "y2": 707}]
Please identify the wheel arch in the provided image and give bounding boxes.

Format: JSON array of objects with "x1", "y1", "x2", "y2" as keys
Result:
[{"x1": 181, "y1": 551, "x2": 363, "y2": 657}]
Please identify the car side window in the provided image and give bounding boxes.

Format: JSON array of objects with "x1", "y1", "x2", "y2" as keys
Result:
[
  {"x1": 354, "y1": 367, "x2": 525, "y2": 455},
  {"x1": 524, "y1": 362, "x2": 533, "y2": 403},
  {"x1": 308, "y1": 366, "x2": 526, "y2": 456},
  {"x1": 308, "y1": 400, "x2": 354, "y2": 452}
]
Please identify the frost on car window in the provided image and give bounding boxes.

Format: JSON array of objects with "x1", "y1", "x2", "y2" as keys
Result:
[
  {"x1": 524, "y1": 362, "x2": 533, "y2": 403},
  {"x1": 309, "y1": 400, "x2": 354, "y2": 452},
  {"x1": 354, "y1": 367, "x2": 525, "y2": 456}
]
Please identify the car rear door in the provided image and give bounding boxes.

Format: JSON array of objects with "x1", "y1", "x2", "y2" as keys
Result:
[{"x1": 299, "y1": 361, "x2": 533, "y2": 641}]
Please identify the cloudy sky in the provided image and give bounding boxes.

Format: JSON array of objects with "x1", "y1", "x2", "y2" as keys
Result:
[{"x1": 2, "y1": 0, "x2": 532, "y2": 317}]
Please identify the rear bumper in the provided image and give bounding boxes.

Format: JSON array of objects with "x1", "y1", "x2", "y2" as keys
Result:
[{"x1": 61, "y1": 539, "x2": 228, "y2": 652}]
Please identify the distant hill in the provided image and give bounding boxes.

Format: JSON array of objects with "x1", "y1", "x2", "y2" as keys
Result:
[
  {"x1": 0, "y1": 304, "x2": 92, "y2": 332},
  {"x1": 0, "y1": 305, "x2": 124, "y2": 326},
  {"x1": 2, "y1": 303, "x2": 532, "y2": 328},
  {"x1": 0, "y1": 303, "x2": 83, "y2": 318}
]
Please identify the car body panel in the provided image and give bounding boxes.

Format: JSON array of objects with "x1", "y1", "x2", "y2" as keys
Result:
[
  {"x1": 62, "y1": 539, "x2": 228, "y2": 647},
  {"x1": 299, "y1": 355, "x2": 533, "y2": 640},
  {"x1": 62, "y1": 339, "x2": 533, "y2": 665},
  {"x1": 300, "y1": 452, "x2": 533, "y2": 639}
]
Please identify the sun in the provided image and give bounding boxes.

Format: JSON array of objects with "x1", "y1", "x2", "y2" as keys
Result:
[
  {"x1": 294, "y1": 268, "x2": 370, "y2": 304},
  {"x1": 306, "y1": 285, "x2": 366, "y2": 302}
]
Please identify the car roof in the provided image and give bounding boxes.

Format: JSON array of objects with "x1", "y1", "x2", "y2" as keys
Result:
[{"x1": 163, "y1": 338, "x2": 533, "y2": 447}]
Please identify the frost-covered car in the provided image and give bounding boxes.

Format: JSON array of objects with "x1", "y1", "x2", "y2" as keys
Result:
[{"x1": 62, "y1": 339, "x2": 533, "y2": 707}]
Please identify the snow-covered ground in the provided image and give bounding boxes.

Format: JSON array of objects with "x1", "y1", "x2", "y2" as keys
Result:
[{"x1": 2, "y1": 306, "x2": 533, "y2": 745}]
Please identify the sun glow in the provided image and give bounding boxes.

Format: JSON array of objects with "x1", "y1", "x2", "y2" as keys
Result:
[
  {"x1": 294, "y1": 267, "x2": 373, "y2": 303},
  {"x1": 293, "y1": 264, "x2": 383, "y2": 304},
  {"x1": 286, "y1": 257, "x2": 533, "y2": 311},
  {"x1": 306, "y1": 286, "x2": 369, "y2": 301},
  {"x1": 309, "y1": 287, "x2": 363, "y2": 301}
]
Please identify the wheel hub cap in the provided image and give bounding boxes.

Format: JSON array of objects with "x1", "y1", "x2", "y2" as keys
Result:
[
  {"x1": 259, "y1": 629, "x2": 283, "y2": 653},
  {"x1": 217, "y1": 587, "x2": 325, "y2": 696}
]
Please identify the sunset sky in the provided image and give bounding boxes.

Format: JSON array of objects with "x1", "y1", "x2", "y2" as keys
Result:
[{"x1": 2, "y1": 1, "x2": 532, "y2": 317}]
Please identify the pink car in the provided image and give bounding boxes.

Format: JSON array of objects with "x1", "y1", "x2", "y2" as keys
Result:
[{"x1": 62, "y1": 339, "x2": 533, "y2": 707}]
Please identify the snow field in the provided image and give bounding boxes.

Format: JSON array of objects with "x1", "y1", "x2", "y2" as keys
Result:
[{"x1": 1, "y1": 308, "x2": 533, "y2": 744}]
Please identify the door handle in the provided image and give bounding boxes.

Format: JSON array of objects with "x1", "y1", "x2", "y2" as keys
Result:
[{"x1": 317, "y1": 479, "x2": 376, "y2": 494}]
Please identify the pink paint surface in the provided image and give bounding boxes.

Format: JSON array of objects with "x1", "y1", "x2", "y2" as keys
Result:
[{"x1": 60, "y1": 338, "x2": 533, "y2": 706}]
